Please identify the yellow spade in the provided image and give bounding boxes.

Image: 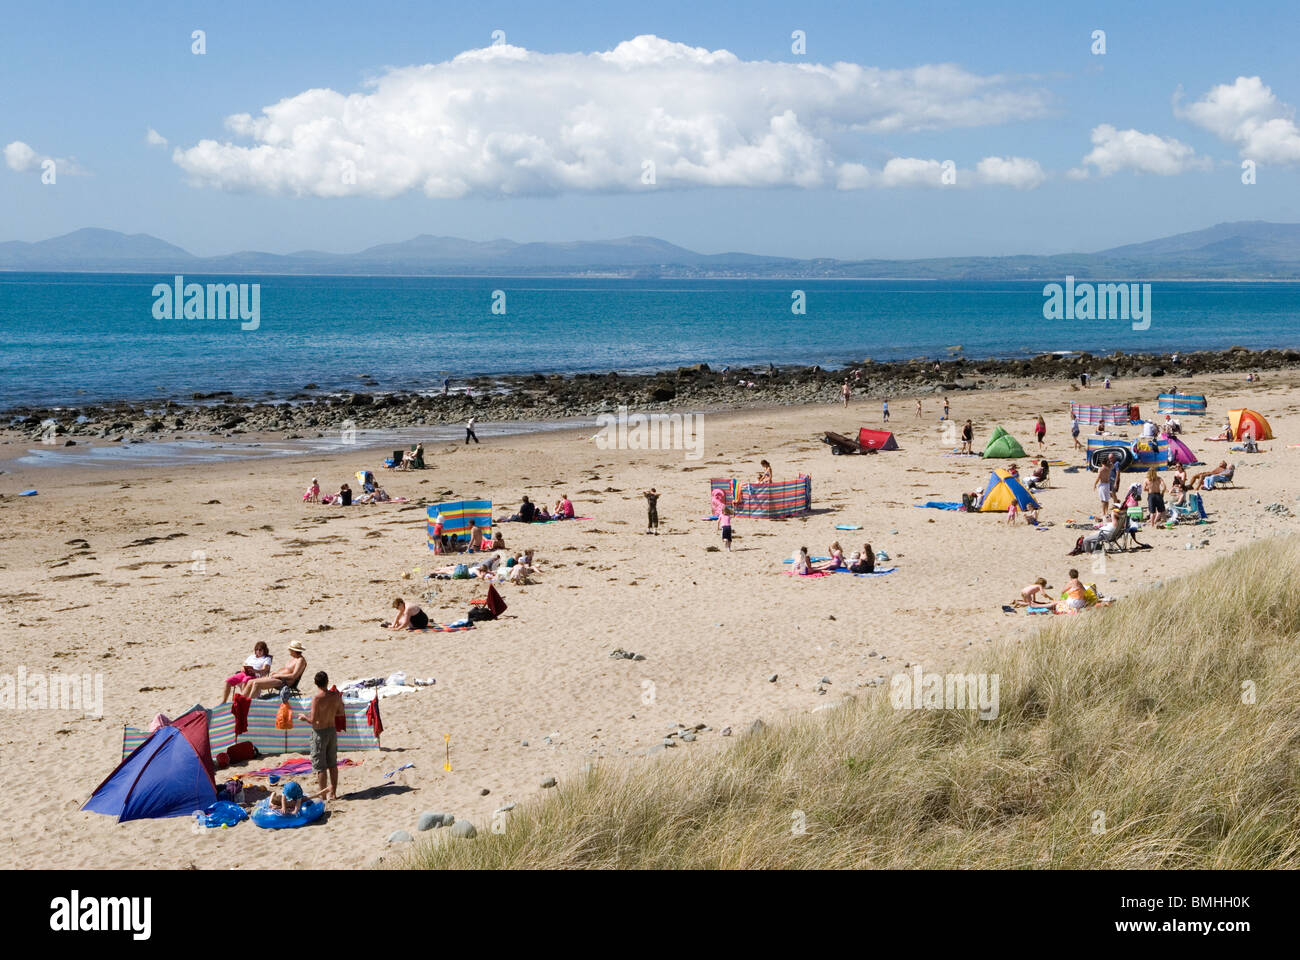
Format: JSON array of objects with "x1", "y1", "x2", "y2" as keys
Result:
[{"x1": 443, "y1": 733, "x2": 452, "y2": 772}]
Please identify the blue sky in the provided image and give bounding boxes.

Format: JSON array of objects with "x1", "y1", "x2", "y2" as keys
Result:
[{"x1": 2, "y1": 0, "x2": 1299, "y2": 259}]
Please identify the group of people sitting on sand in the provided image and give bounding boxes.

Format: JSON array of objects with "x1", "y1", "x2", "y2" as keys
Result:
[
  {"x1": 790, "y1": 541, "x2": 877, "y2": 575},
  {"x1": 428, "y1": 516, "x2": 509, "y2": 554},
  {"x1": 427, "y1": 548, "x2": 537, "y2": 583},
  {"x1": 1012, "y1": 568, "x2": 1111, "y2": 613},
  {"x1": 303, "y1": 472, "x2": 393, "y2": 506},
  {"x1": 498, "y1": 494, "x2": 575, "y2": 524}
]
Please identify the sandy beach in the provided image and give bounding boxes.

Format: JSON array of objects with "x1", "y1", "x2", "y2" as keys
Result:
[{"x1": 1, "y1": 370, "x2": 1296, "y2": 869}]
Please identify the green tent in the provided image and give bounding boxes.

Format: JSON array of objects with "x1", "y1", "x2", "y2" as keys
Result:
[{"x1": 983, "y1": 426, "x2": 1026, "y2": 459}]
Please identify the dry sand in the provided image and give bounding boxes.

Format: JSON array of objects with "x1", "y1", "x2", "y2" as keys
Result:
[{"x1": 1, "y1": 371, "x2": 1297, "y2": 869}]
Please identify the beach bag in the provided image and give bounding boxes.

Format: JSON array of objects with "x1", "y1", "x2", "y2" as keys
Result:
[
  {"x1": 275, "y1": 702, "x2": 293, "y2": 730},
  {"x1": 452, "y1": 563, "x2": 470, "y2": 579},
  {"x1": 215, "y1": 752, "x2": 230, "y2": 770},
  {"x1": 468, "y1": 605, "x2": 493, "y2": 622},
  {"x1": 226, "y1": 741, "x2": 259, "y2": 763},
  {"x1": 1069, "y1": 536, "x2": 1084, "y2": 556}
]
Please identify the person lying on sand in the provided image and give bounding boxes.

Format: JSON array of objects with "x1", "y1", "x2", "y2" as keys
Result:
[
  {"x1": 1013, "y1": 578, "x2": 1053, "y2": 607},
  {"x1": 389, "y1": 598, "x2": 428, "y2": 631},
  {"x1": 241, "y1": 641, "x2": 306, "y2": 698},
  {"x1": 222, "y1": 641, "x2": 272, "y2": 703}
]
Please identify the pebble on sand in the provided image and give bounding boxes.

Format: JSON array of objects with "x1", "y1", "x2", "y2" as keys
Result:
[
  {"x1": 541, "y1": 776, "x2": 557, "y2": 788},
  {"x1": 387, "y1": 830, "x2": 413, "y2": 843},
  {"x1": 417, "y1": 811, "x2": 453, "y2": 831}
]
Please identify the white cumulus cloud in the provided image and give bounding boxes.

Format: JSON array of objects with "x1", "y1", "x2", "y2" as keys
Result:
[
  {"x1": 1076, "y1": 124, "x2": 1209, "y2": 177},
  {"x1": 974, "y1": 155, "x2": 1045, "y2": 189},
  {"x1": 1177, "y1": 76, "x2": 1300, "y2": 165},
  {"x1": 171, "y1": 35, "x2": 1050, "y2": 198},
  {"x1": 4, "y1": 140, "x2": 85, "y2": 176},
  {"x1": 146, "y1": 128, "x2": 169, "y2": 147}
]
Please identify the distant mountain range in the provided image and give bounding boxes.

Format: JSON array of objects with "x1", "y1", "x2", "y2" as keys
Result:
[{"x1": 3, "y1": 221, "x2": 1300, "y2": 279}]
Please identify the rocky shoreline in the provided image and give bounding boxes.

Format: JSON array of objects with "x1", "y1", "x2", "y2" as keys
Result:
[{"x1": 7, "y1": 346, "x2": 1296, "y2": 443}]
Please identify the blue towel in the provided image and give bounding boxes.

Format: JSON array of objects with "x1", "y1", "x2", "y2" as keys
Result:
[
  {"x1": 782, "y1": 557, "x2": 830, "y2": 563},
  {"x1": 853, "y1": 568, "x2": 897, "y2": 577},
  {"x1": 915, "y1": 501, "x2": 962, "y2": 510},
  {"x1": 834, "y1": 524, "x2": 861, "y2": 530}
]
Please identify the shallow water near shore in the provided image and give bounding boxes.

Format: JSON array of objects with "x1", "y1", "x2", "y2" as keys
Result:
[{"x1": 5, "y1": 418, "x2": 586, "y2": 469}]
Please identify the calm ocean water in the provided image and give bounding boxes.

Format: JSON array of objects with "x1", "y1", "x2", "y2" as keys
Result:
[{"x1": 3, "y1": 273, "x2": 1298, "y2": 409}]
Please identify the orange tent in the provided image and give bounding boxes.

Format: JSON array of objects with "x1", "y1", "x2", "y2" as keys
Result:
[{"x1": 1229, "y1": 408, "x2": 1273, "y2": 441}]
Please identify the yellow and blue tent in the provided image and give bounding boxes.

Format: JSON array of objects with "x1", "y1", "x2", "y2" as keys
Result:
[{"x1": 976, "y1": 469, "x2": 1040, "y2": 513}]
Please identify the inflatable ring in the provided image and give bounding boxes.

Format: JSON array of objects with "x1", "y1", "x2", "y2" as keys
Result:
[
  {"x1": 249, "y1": 797, "x2": 325, "y2": 829},
  {"x1": 1089, "y1": 447, "x2": 1133, "y2": 471}
]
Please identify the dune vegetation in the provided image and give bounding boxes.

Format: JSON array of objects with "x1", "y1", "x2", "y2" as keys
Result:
[{"x1": 409, "y1": 536, "x2": 1300, "y2": 869}]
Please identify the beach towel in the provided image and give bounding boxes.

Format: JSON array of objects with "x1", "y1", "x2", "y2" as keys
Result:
[
  {"x1": 915, "y1": 501, "x2": 962, "y2": 510},
  {"x1": 366, "y1": 698, "x2": 383, "y2": 741},
  {"x1": 852, "y1": 568, "x2": 897, "y2": 577},
  {"x1": 245, "y1": 756, "x2": 362, "y2": 778},
  {"x1": 834, "y1": 524, "x2": 862, "y2": 530},
  {"x1": 782, "y1": 557, "x2": 831, "y2": 563},
  {"x1": 1026, "y1": 606, "x2": 1052, "y2": 615},
  {"x1": 786, "y1": 570, "x2": 834, "y2": 578},
  {"x1": 421, "y1": 622, "x2": 475, "y2": 632}
]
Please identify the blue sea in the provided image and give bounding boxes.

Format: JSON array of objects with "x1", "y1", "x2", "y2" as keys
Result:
[{"x1": 3, "y1": 273, "x2": 1298, "y2": 409}]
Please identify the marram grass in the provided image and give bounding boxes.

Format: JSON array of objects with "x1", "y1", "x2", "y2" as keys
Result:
[{"x1": 408, "y1": 536, "x2": 1300, "y2": 869}]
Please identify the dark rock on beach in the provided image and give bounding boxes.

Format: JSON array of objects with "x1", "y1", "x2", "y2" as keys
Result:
[{"x1": 6, "y1": 347, "x2": 1297, "y2": 441}]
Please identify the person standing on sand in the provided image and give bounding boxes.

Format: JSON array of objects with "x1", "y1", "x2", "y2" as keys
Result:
[
  {"x1": 1095, "y1": 455, "x2": 1113, "y2": 510},
  {"x1": 1071, "y1": 415, "x2": 1081, "y2": 451},
  {"x1": 915, "y1": 398, "x2": 922, "y2": 417},
  {"x1": 960, "y1": 420, "x2": 973, "y2": 455},
  {"x1": 297, "y1": 672, "x2": 343, "y2": 800},
  {"x1": 643, "y1": 488, "x2": 660, "y2": 535},
  {"x1": 718, "y1": 506, "x2": 732, "y2": 551},
  {"x1": 466, "y1": 415, "x2": 479, "y2": 444},
  {"x1": 942, "y1": 398, "x2": 950, "y2": 421},
  {"x1": 841, "y1": 380, "x2": 851, "y2": 407},
  {"x1": 1034, "y1": 415, "x2": 1047, "y2": 451},
  {"x1": 882, "y1": 399, "x2": 890, "y2": 422}
]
